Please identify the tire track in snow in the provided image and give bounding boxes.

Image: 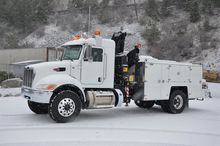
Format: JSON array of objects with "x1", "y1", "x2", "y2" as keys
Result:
[
  {"x1": 0, "y1": 140, "x2": 191, "y2": 146},
  {"x1": 0, "y1": 125, "x2": 220, "y2": 137}
]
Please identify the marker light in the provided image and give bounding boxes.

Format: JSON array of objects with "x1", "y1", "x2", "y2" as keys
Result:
[
  {"x1": 36, "y1": 84, "x2": 56, "y2": 91},
  {"x1": 94, "y1": 30, "x2": 101, "y2": 36},
  {"x1": 72, "y1": 34, "x2": 81, "y2": 40},
  {"x1": 47, "y1": 84, "x2": 56, "y2": 90}
]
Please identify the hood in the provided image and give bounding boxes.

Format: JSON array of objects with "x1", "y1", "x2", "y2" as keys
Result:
[
  {"x1": 27, "y1": 60, "x2": 71, "y2": 86},
  {"x1": 27, "y1": 60, "x2": 71, "y2": 72}
]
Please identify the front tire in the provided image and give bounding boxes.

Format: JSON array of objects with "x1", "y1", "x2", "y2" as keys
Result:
[
  {"x1": 28, "y1": 101, "x2": 49, "y2": 114},
  {"x1": 135, "y1": 100, "x2": 154, "y2": 109},
  {"x1": 49, "y1": 90, "x2": 82, "y2": 123},
  {"x1": 161, "y1": 90, "x2": 187, "y2": 114}
]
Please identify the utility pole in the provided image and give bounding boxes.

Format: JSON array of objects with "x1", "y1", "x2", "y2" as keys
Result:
[
  {"x1": 88, "y1": 6, "x2": 91, "y2": 34},
  {"x1": 134, "y1": 0, "x2": 139, "y2": 21}
]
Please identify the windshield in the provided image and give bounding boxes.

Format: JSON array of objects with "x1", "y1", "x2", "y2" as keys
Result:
[{"x1": 62, "y1": 45, "x2": 82, "y2": 60}]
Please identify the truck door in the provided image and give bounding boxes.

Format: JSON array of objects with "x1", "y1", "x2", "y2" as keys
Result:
[{"x1": 81, "y1": 47, "x2": 104, "y2": 85}]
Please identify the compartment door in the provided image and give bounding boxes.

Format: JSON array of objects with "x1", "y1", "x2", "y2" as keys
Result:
[
  {"x1": 161, "y1": 65, "x2": 170, "y2": 100},
  {"x1": 144, "y1": 63, "x2": 162, "y2": 100}
]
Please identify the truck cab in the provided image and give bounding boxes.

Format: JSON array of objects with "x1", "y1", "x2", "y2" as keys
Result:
[{"x1": 22, "y1": 34, "x2": 124, "y2": 122}]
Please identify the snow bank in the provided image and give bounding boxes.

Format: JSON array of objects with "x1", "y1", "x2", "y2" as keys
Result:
[
  {"x1": 1, "y1": 78, "x2": 22, "y2": 88},
  {"x1": 208, "y1": 82, "x2": 220, "y2": 98},
  {"x1": 0, "y1": 87, "x2": 21, "y2": 97}
]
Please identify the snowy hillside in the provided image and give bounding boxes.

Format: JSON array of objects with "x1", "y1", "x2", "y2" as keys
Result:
[
  {"x1": 21, "y1": 20, "x2": 220, "y2": 71},
  {"x1": 187, "y1": 13, "x2": 220, "y2": 71},
  {"x1": 21, "y1": 23, "x2": 147, "y2": 54},
  {"x1": 1, "y1": 0, "x2": 220, "y2": 71},
  {"x1": 0, "y1": 83, "x2": 220, "y2": 146}
]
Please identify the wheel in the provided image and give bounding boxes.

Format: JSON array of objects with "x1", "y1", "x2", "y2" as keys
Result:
[
  {"x1": 161, "y1": 90, "x2": 187, "y2": 114},
  {"x1": 49, "y1": 90, "x2": 82, "y2": 123},
  {"x1": 134, "y1": 100, "x2": 154, "y2": 109},
  {"x1": 161, "y1": 101, "x2": 171, "y2": 113},
  {"x1": 28, "y1": 100, "x2": 49, "y2": 114}
]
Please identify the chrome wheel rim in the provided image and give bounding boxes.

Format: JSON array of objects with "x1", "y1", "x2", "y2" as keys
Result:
[
  {"x1": 173, "y1": 95, "x2": 183, "y2": 110},
  {"x1": 58, "y1": 98, "x2": 75, "y2": 117}
]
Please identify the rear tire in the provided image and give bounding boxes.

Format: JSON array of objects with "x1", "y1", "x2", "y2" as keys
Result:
[
  {"x1": 161, "y1": 90, "x2": 187, "y2": 114},
  {"x1": 135, "y1": 100, "x2": 154, "y2": 109},
  {"x1": 49, "y1": 90, "x2": 82, "y2": 123},
  {"x1": 28, "y1": 101, "x2": 49, "y2": 114},
  {"x1": 161, "y1": 101, "x2": 171, "y2": 113}
]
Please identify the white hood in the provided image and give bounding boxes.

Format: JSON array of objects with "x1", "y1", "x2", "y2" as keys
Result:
[{"x1": 27, "y1": 60, "x2": 72, "y2": 87}]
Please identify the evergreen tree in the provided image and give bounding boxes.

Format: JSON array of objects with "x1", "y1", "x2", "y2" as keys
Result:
[
  {"x1": 98, "y1": 0, "x2": 110, "y2": 24},
  {"x1": 35, "y1": 0, "x2": 51, "y2": 23},
  {"x1": 113, "y1": 0, "x2": 127, "y2": 6},
  {"x1": 213, "y1": 0, "x2": 220, "y2": 7},
  {"x1": 203, "y1": 16, "x2": 211, "y2": 31},
  {"x1": 84, "y1": 0, "x2": 99, "y2": 8},
  {"x1": 69, "y1": 0, "x2": 85, "y2": 8},
  {"x1": 144, "y1": 0, "x2": 160, "y2": 21},
  {"x1": 175, "y1": 0, "x2": 191, "y2": 11},
  {"x1": 0, "y1": 0, "x2": 51, "y2": 34},
  {"x1": 143, "y1": 23, "x2": 160, "y2": 45},
  {"x1": 161, "y1": 0, "x2": 171, "y2": 17},
  {"x1": 201, "y1": 0, "x2": 214, "y2": 15},
  {"x1": 190, "y1": 1, "x2": 201, "y2": 23},
  {"x1": 5, "y1": 33, "x2": 19, "y2": 48},
  {"x1": 113, "y1": 0, "x2": 128, "y2": 21},
  {"x1": 100, "y1": 0, "x2": 110, "y2": 7}
]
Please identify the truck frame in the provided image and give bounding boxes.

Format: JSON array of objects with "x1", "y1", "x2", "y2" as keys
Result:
[{"x1": 21, "y1": 32, "x2": 208, "y2": 122}]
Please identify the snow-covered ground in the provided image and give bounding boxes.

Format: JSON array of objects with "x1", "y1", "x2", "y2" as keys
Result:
[
  {"x1": 0, "y1": 83, "x2": 220, "y2": 146},
  {"x1": 0, "y1": 88, "x2": 21, "y2": 97}
]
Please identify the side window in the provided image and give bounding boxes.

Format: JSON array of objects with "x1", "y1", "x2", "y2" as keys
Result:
[{"x1": 92, "y1": 48, "x2": 103, "y2": 62}]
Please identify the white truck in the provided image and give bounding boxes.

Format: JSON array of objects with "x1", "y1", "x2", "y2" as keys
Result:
[{"x1": 21, "y1": 32, "x2": 208, "y2": 123}]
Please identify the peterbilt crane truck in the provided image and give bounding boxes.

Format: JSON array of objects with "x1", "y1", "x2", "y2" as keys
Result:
[{"x1": 21, "y1": 31, "x2": 207, "y2": 123}]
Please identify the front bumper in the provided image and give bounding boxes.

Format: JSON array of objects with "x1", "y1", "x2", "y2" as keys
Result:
[{"x1": 21, "y1": 87, "x2": 53, "y2": 103}]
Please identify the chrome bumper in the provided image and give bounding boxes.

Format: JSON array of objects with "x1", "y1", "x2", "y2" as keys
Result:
[{"x1": 21, "y1": 87, "x2": 53, "y2": 103}]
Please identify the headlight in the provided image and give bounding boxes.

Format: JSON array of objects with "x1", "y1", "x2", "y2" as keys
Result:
[{"x1": 36, "y1": 84, "x2": 56, "y2": 91}]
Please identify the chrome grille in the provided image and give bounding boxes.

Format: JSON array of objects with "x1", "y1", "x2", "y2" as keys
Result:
[{"x1": 23, "y1": 68, "x2": 34, "y2": 87}]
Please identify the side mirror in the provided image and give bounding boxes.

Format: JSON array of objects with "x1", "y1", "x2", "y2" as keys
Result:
[{"x1": 84, "y1": 45, "x2": 92, "y2": 61}]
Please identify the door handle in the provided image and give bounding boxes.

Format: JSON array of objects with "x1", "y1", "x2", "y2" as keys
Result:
[{"x1": 98, "y1": 77, "x2": 102, "y2": 82}]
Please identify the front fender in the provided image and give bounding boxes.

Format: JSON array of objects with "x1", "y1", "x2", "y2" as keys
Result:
[{"x1": 34, "y1": 74, "x2": 85, "y2": 100}]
